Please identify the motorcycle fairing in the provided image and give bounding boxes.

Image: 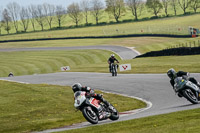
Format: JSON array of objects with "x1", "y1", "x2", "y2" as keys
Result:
[
  {"x1": 89, "y1": 98, "x2": 101, "y2": 109},
  {"x1": 74, "y1": 91, "x2": 86, "y2": 108}
]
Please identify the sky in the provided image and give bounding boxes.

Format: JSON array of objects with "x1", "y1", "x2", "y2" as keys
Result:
[{"x1": 0, "y1": 0, "x2": 94, "y2": 8}]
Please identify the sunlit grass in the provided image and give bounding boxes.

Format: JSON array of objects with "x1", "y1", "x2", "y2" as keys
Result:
[
  {"x1": 1, "y1": 13, "x2": 200, "y2": 41},
  {"x1": 0, "y1": 80, "x2": 146, "y2": 133},
  {"x1": 1, "y1": 37, "x2": 200, "y2": 54},
  {"x1": 62, "y1": 108, "x2": 200, "y2": 133}
]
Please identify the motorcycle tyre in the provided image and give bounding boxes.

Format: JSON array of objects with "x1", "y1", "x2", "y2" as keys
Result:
[
  {"x1": 182, "y1": 89, "x2": 198, "y2": 104},
  {"x1": 82, "y1": 106, "x2": 99, "y2": 124},
  {"x1": 109, "y1": 105, "x2": 119, "y2": 120}
]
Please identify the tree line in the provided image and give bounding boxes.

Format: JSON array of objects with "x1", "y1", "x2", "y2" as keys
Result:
[{"x1": 0, "y1": 0, "x2": 200, "y2": 35}]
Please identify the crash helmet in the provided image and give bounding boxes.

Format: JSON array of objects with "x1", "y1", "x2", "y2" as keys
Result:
[
  {"x1": 111, "y1": 54, "x2": 115, "y2": 58},
  {"x1": 72, "y1": 83, "x2": 82, "y2": 93},
  {"x1": 167, "y1": 68, "x2": 177, "y2": 79}
]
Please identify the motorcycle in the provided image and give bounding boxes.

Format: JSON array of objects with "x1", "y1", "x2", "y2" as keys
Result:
[
  {"x1": 111, "y1": 63, "x2": 118, "y2": 76},
  {"x1": 174, "y1": 77, "x2": 200, "y2": 104},
  {"x1": 74, "y1": 91, "x2": 119, "y2": 124}
]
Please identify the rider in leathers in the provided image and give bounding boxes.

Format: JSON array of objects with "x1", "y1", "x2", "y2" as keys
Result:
[
  {"x1": 72, "y1": 83, "x2": 111, "y2": 119},
  {"x1": 108, "y1": 54, "x2": 119, "y2": 73}
]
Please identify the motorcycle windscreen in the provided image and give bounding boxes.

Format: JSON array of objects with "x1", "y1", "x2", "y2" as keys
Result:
[
  {"x1": 174, "y1": 77, "x2": 186, "y2": 91},
  {"x1": 74, "y1": 91, "x2": 86, "y2": 108}
]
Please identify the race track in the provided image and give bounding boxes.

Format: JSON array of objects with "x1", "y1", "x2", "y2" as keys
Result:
[
  {"x1": 1, "y1": 46, "x2": 200, "y2": 132},
  {"x1": 1, "y1": 72, "x2": 200, "y2": 133}
]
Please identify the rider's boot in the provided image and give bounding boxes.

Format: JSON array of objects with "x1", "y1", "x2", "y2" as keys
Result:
[
  {"x1": 99, "y1": 112, "x2": 111, "y2": 119},
  {"x1": 105, "y1": 112, "x2": 111, "y2": 118}
]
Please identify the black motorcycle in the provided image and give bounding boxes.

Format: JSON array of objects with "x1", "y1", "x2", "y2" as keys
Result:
[
  {"x1": 174, "y1": 77, "x2": 200, "y2": 104},
  {"x1": 111, "y1": 63, "x2": 118, "y2": 76}
]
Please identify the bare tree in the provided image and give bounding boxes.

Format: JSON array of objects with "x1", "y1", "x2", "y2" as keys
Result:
[
  {"x1": 106, "y1": 0, "x2": 126, "y2": 23},
  {"x1": 0, "y1": 7, "x2": 2, "y2": 35},
  {"x1": 6, "y1": 2, "x2": 21, "y2": 33},
  {"x1": 178, "y1": 0, "x2": 190, "y2": 14},
  {"x1": 91, "y1": 0, "x2": 104, "y2": 24},
  {"x1": 35, "y1": 5, "x2": 46, "y2": 31},
  {"x1": 162, "y1": 0, "x2": 170, "y2": 16},
  {"x1": 146, "y1": 0, "x2": 163, "y2": 17},
  {"x1": 55, "y1": 5, "x2": 66, "y2": 28},
  {"x1": 43, "y1": 3, "x2": 55, "y2": 29},
  {"x1": 189, "y1": 0, "x2": 200, "y2": 13},
  {"x1": 20, "y1": 7, "x2": 29, "y2": 32},
  {"x1": 28, "y1": 5, "x2": 37, "y2": 31},
  {"x1": 2, "y1": 9, "x2": 11, "y2": 34},
  {"x1": 170, "y1": 0, "x2": 178, "y2": 15},
  {"x1": 126, "y1": 0, "x2": 144, "y2": 20},
  {"x1": 67, "y1": 3, "x2": 82, "y2": 26},
  {"x1": 80, "y1": 0, "x2": 91, "y2": 25}
]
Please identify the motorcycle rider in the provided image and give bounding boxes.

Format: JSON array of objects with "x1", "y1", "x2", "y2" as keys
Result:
[
  {"x1": 108, "y1": 54, "x2": 119, "y2": 73},
  {"x1": 167, "y1": 68, "x2": 200, "y2": 96},
  {"x1": 72, "y1": 83, "x2": 112, "y2": 119}
]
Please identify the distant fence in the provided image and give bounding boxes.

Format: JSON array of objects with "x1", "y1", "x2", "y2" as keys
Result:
[
  {"x1": 0, "y1": 34, "x2": 192, "y2": 43},
  {"x1": 136, "y1": 40, "x2": 200, "y2": 58}
]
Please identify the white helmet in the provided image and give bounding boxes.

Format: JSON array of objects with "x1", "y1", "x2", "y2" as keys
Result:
[{"x1": 111, "y1": 54, "x2": 115, "y2": 57}]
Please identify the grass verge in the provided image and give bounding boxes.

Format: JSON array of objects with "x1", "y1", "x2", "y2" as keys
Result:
[
  {"x1": 1, "y1": 49, "x2": 200, "y2": 77},
  {"x1": 61, "y1": 108, "x2": 200, "y2": 133},
  {"x1": 0, "y1": 49, "x2": 119, "y2": 77},
  {"x1": 0, "y1": 80, "x2": 146, "y2": 133},
  {"x1": 0, "y1": 37, "x2": 199, "y2": 54}
]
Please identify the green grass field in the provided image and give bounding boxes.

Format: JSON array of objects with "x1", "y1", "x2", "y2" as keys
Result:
[
  {"x1": 61, "y1": 108, "x2": 200, "y2": 133},
  {"x1": 1, "y1": 49, "x2": 200, "y2": 77},
  {"x1": 0, "y1": 4, "x2": 200, "y2": 133},
  {"x1": 0, "y1": 80, "x2": 146, "y2": 133},
  {"x1": 1, "y1": 13, "x2": 200, "y2": 41},
  {"x1": 1, "y1": 36, "x2": 199, "y2": 54},
  {"x1": 0, "y1": 49, "x2": 118, "y2": 77}
]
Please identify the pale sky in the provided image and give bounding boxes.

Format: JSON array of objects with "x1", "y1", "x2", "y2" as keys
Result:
[{"x1": 0, "y1": 0, "x2": 101, "y2": 8}]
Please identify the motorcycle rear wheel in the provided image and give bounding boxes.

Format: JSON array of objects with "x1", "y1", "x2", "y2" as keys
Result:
[
  {"x1": 182, "y1": 89, "x2": 198, "y2": 104},
  {"x1": 109, "y1": 105, "x2": 119, "y2": 120},
  {"x1": 82, "y1": 106, "x2": 99, "y2": 124}
]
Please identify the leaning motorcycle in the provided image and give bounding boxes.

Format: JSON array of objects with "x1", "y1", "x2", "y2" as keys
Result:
[
  {"x1": 74, "y1": 91, "x2": 119, "y2": 124},
  {"x1": 111, "y1": 63, "x2": 118, "y2": 76},
  {"x1": 174, "y1": 77, "x2": 200, "y2": 104}
]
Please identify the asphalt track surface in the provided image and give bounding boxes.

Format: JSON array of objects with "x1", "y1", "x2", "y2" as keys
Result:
[
  {"x1": 0, "y1": 45, "x2": 139, "y2": 60},
  {"x1": 1, "y1": 46, "x2": 200, "y2": 132}
]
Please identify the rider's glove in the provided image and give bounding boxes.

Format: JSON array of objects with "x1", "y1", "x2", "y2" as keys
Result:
[
  {"x1": 86, "y1": 87, "x2": 91, "y2": 91},
  {"x1": 97, "y1": 94, "x2": 103, "y2": 98}
]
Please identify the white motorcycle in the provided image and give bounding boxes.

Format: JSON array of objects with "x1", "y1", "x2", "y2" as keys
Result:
[
  {"x1": 74, "y1": 91, "x2": 119, "y2": 124},
  {"x1": 174, "y1": 77, "x2": 200, "y2": 104}
]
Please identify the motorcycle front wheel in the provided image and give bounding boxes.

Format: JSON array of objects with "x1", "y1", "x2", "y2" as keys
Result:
[
  {"x1": 182, "y1": 89, "x2": 198, "y2": 104},
  {"x1": 112, "y1": 66, "x2": 117, "y2": 76},
  {"x1": 82, "y1": 106, "x2": 98, "y2": 124}
]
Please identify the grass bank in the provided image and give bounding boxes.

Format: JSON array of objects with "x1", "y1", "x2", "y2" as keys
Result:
[
  {"x1": 1, "y1": 49, "x2": 200, "y2": 77},
  {"x1": 62, "y1": 108, "x2": 200, "y2": 133},
  {"x1": 0, "y1": 49, "x2": 118, "y2": 77},
  {"x1": 0, "y1": 37, "x2": 199, "y2": 54},
  {"x1": 0, "y1": 80, "x2": 146, "y2": 133}
]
